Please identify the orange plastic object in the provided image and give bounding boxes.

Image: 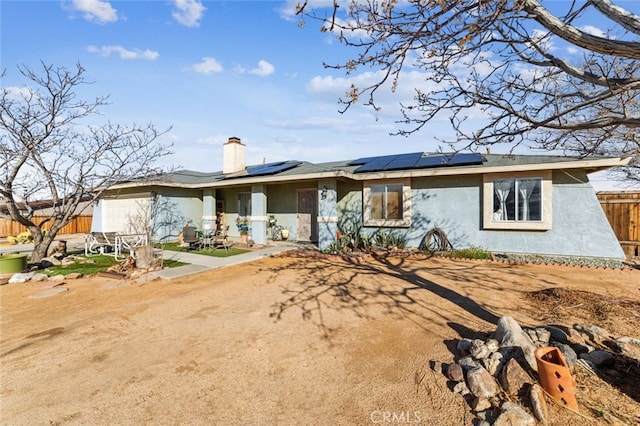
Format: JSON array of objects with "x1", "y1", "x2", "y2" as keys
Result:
[{"x1": 535, "y1": 347, "x2": 579, "y2": 411}]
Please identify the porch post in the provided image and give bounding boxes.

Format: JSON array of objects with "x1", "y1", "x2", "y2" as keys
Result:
[
  {"x1": 251, "y1": 184, "x2": 267, "y2": 244},
  {"x1": 318, "y1": 179, "x2": 338, "y2": 250}
]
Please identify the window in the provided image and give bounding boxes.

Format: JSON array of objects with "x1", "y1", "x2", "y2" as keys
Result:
[
  {"x1": 364, "y1": 179, "x2": 411, "y2": 227},
  {"x1": 483, "y1": 171, "x2": 552, "y2": 230},
  {"x1": 238, "y1": 193, "x2": 251, "y2": 217}
]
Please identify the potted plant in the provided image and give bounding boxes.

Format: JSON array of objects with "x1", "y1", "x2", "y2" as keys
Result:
[{"x1": 236, "y1": 216, "x2": 250, "y2": 244}]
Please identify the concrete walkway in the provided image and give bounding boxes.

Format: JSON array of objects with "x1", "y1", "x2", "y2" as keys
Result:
[{"x1": 150, "y1": 243, "x2": 298, "y2": 280}]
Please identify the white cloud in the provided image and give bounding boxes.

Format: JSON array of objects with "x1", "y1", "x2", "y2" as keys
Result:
[
  {"x1": 87, "y1": 45, "x2": 159, "y2": 60},
  {"x1": 580, "y1": 25, "x2": 607, "y2": 38},
  {"x1": 324, "y1": 16, "x2": 370, "y2": 41},
  {"x1": 237, "y1": 60, "x2": 275, "y2": 77},
  {"x1": 69, "y1": 0, "x2": 117, "y2": 24},
  {"x1": 567, "y1": 46, "x2": 579, "y2": 55},
  {"x1": 190, "y1": 57, "x2": 224, "y2": 74},
  {"x1": 252, "y1": 60, "x2": 275, "y2": 76},
  {"x1": 172, "y1": 0, "x2": 205, "y2": 27},
  {"x1": 530, "y1": 29, "x2": 556, "y2": 53},
  {"x1": 2, "y1": 86, "x2": 34, "y2": 102}
]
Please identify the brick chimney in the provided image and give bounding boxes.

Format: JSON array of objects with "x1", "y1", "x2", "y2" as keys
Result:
[{"x1": 223, "y1": 136, "x2": 245, "y2": 174}]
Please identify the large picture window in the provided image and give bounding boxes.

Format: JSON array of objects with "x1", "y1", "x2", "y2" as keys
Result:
[
  {"x1": 364, "y1": 179, "x2": 411, "y2": 227},
  {"x1": 483, "y1": 171, "x2": 552, "y2": 230}
]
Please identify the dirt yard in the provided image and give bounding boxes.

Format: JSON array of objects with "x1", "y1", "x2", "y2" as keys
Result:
[{"x1": 1, "y1": 252, "x2": 639, "y2": 425}]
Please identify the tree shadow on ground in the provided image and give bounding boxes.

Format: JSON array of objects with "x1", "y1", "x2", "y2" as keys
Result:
[{"x1": 266, "y1": 251, "x2": 541, "y2": 342}]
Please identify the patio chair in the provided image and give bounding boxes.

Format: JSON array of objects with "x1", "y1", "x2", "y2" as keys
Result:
[
  {"x1": 182, "y1": 225, "x2": 200, "y2": 250},
  {"x1": 211, "y1": 225, "x2": 231, "y2": 252}
]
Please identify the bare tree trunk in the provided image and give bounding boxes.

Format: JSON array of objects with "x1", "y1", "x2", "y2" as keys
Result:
[{"x1": 29, "y1": 225, "x2": 56, "y2": 263}]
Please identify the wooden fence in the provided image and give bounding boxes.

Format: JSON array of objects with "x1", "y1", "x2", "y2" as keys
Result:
[
  {"x1": 0, "y1": 216, "x2": 93, "y2": 238},
  {"x1": 597, "y1": 191, "x2": 640, "y2": 258}
]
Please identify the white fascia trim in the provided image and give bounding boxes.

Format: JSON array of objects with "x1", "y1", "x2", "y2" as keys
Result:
[{"x1": 105, "y1": 157, "x2": 630, "y2": 190}]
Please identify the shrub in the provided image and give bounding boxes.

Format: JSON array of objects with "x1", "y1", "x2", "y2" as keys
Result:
[{"x1": 447, "y1": 246, "x2": 492, "y2": 260}]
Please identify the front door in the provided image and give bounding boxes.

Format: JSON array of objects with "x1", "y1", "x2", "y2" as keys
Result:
[{"x1": 297, "y1": 189, "x2": 318, "y2": 242}]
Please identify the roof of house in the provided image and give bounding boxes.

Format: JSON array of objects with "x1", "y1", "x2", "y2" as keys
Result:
[{"x1": 107, "y1": 152, "x2": 630, "y2": 190}]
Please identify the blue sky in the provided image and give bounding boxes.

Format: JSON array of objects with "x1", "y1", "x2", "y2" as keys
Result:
[{"x1": 1, "y1": 0, "x2": 638, "y2": 190}]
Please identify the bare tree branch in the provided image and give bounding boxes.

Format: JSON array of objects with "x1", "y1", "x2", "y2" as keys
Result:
[
  {"x1": 0, "y1": 62, "x2": 173, "y2": 261},
  {"x1": 297, "y1": 0, "x2": 639, "y2": 178}
]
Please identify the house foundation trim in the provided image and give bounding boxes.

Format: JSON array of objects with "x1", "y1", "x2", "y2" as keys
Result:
[{"x1": 318, "y1": 216, "x2": 338, "y2": 223}]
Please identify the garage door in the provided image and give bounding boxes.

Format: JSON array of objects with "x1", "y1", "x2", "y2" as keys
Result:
[{"x1": 102, "y1": 196, "x2": 151, "y2": 234}]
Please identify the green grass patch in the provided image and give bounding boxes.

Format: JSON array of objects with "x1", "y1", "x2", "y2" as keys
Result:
[
  {"x1": 44, "y1": 254, "x2": 119, "y2": 276},
  {"x1": 44, "y1": 254, "x2": 188, "y2": 276},
  {"x1": 156, "y1": 242, "x2": 249, "y2": 257}
]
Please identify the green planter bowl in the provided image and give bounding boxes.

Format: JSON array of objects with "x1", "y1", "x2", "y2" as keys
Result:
[{"x1": 0, "y1": 253, "x2": 28, "y2": 275}]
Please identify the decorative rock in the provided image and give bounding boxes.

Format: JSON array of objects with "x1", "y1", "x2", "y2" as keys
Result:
[
  {"x1": 604, "y1": 369, "x2": 620, "y2": 378},
  {"x1": 483, "y1": 352, "x2": 503, "y2": 376},
  {"x1": 493, "y1": 402, "x2": 536, "y2": 426},
  {"x1": 445, "y1": 363, "x2": 464, "y2": 382},
  {"x1": 499, "y1": 358, "x2": 533, "y2": 395},
  {"x1": 544, "y1": 325, "x2": 570, "y2": 344},
  {"x1": 470, "y1": 339, "x2": 491, "y2": 359},
  {"x1": 430, "y1": 360, "x2": 443, "y2": 374},
  {"x1": 458, "y1": 355, "x2": 482, "y2": 372},
  {"x1": 552, "y1": 343, "x2": 578, "y2": 369},
  {"x1": 529, "y1": 384, "x2": 548, "y2": 424},
  {"x1": 615, "y1": 336, "x2": 640, "y2": 360},
  {"x1": 457, "y1": 338, "x2": 473, "y2": 356},
  {"x1": 31, "y1": 273, "x2": 48, "y2": 282},
  {"x1": 473, "y1": 396, "x2": 492, "y2": 412},
  {"x1": 41, "y1": 256, "x2": 62, "y2": 266},
  {"x1": 50, "y1": 274, "x2": 66, "y2": 282},
  {"x1": 535, "y1": 328, "x2": 551, "y2": 346},
  {"x1": 8, "y1": 272, "x2": 34, "y2": 284},
  {"x1": 580, "y1": 350, "x2": 615, "y2": 367},
  {"x1": 467, "y1": 366, "x2": 499, "y2": 399},
  {"x1": 572, "y1": 343, "x2": 594, "y2": 355},
  {"x1": 574, "y1": 324, "x2": 611, "y2": 343},
  {"x1": 567, "y1": 328, "x2": 586, "y2": 345},
  {"x1": 526, "y1": 329, "x2": 539, "y2": 344},
  {"x1": 65, "y1": 272, "x2": 83, "y2": 280},
  {"x1": 453, "y1": 381, "x2": 470, "y2": 396},
  {"x1": 485, "y1": 338, "x2": 500, "y2": 353},
  {"x1": 494, "y1": 316, "x2": 538, "y2": 371}
]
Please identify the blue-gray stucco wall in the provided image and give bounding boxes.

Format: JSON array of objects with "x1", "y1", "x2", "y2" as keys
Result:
[
  {"x1": 336, "y1": 171, "x2": 623, "y2": 259},
  {"x1": 151, "y1": 187, "x2": 203, "y2": 242}
]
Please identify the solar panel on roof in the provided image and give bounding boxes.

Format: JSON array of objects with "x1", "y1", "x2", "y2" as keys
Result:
[
  {"x1": 381, "y1": 152, "x2": 423, "y2": 171},
  {"x1": 353, "y1": 152, "x2": 485, "y2": 173},
  {"x1": 348, "y1": 156, "x2": 378, "y2": 166},
  {"x1": 353, "y1": 154, "x2": 398, "y2": 172},
  {"x1": 246, "y1": 161, "x2": 301, "y2": 177}
]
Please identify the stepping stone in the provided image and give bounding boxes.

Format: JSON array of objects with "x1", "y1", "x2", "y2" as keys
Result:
[
  {"x1": 29, "y1": 287, "x2": 69, "y2": 298},
  {"x1": 34, "y1": 281, "x2": 65, "y2": 290},
  {"x1": 102, "y1": 280, "x2": 131, "y2": 289}
]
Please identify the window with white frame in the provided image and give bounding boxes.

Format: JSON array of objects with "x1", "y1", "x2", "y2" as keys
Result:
[
  {"x1": 364, "y1": 179, "x2": 411, "y2": 227},
  {"x1": 483, "y1": 171, "x2": 552, "y2": 230}
]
